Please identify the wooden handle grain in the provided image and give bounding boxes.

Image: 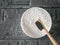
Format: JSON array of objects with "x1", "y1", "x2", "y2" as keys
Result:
[{"x1": 38, "y1": 19, "x2": 59, "y2": 45}]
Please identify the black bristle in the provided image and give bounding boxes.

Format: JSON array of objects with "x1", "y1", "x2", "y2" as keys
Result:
[{"x1": 35, "y1": 21, "x2": 43, "y2": 30}]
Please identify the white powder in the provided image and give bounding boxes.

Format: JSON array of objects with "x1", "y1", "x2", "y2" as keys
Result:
[{"x1": 21, "y1": 7, "x2": 52, "y2": 38}]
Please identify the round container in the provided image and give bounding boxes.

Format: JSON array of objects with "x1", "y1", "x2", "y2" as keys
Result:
[{"x1": 21, "y1": 7, "x2": 52, "y2": 38}]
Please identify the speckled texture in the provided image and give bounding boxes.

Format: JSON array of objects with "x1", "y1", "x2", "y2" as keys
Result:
[{"x1": 21, "y1": 7, "x2": 52, "y2": 38}]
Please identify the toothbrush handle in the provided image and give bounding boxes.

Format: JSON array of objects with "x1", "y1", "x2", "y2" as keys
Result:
[{"x1": 38, "y1": 19, "x2": 59, "y2": 45}]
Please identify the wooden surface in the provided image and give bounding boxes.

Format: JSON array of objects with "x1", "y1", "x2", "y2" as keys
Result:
[{"x1": 0, "y1": 0, "x2": 60, "y2": 45}]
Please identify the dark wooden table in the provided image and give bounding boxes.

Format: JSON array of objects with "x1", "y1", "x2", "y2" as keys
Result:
[{"x1": 0, "y1": 0, "x2": 60, "y2": 45}]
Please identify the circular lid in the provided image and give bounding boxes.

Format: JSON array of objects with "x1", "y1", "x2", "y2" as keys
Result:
[{"x1": 21, "y1": 7, "x2": 52, "y2": 38}]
